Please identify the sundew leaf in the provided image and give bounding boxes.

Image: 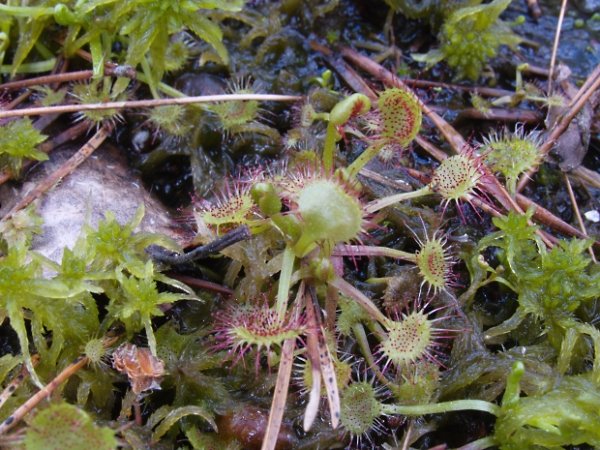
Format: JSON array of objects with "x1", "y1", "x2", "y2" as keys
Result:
[{"x1": 24, "y1": 403, "x2": 117, "y2": 450}]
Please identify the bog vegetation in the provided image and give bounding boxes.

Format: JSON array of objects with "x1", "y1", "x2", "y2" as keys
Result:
[{"x1": 0, "y1": 0, "x2": 598, "y2": 449}]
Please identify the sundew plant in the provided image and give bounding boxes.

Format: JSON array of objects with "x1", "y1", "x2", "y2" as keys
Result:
[{"x1": 0, "y1": 0, "x2": 598, "y2": 449}]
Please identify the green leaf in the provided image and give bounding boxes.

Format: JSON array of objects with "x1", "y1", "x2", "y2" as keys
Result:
[
  {"x1": 24, "y1": 403, "x2": 117, "y2": 450},
  {"x1": 184, "y1": 14, "x2": 228, "y2": 64},
  {"x1": 10, "y1": 14, "x2": 48, "y2": 76},
  {"x1": 0, "y1": 354, "x2": 22, "y2": 385},
  {"x1": 151, "y1": 405, "x2": 216, "y2": 443}
]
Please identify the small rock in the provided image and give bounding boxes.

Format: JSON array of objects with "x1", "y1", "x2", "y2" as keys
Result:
[
  {"x1": 584, "y1": 210, "x2": 600, "y2": 223},
  {"x1": 0, "y1": 143, "x2": 191, "y2": 263}
]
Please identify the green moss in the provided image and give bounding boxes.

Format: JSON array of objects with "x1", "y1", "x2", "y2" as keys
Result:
[
  {"x1": 1, "y1": 0, "x2": 245, "y2": 94},
  {"x1": 476, "y1": 210, "x2": 600, "y2": 377},
  {"x1": 413, "y1": 0, "x2": 522, "y2": 80},
  {"x1": 495, "y1": 364, "x2": 600, "y2": 449},
  {"x1": 0, "y1": 118, "x2": 47, "y2": 176}
]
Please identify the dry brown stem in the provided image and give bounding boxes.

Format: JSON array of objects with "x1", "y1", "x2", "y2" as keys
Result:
[
  {"x1": 261, "y1": 337, "x2": 297, "y2": 450},
  {"x1": 517, "y1": 63, "x2": 600, "y2": 192},
  {"x1": 0, "y1": 71, "x2": 94, "y2": 91},
  {"x1": 0, "y1": 336, "x2": 119, "y2": 435},
  {"x1": 0, "y1": 93, "x2": 302, "y2": 120},
  {"x1": 547, "y1": 0, "x2": 569, "y2": 95},
  {"x1": 2, "y1": 124, "x2": 110, "y2": 220},
  {"x1": 563, "y1": 173, "x2": 597, "y2": 262},
  {"x1": 456, "y1": 107, "x2": 542, "y2": 124},
  {"x1": 167, "y1": 273, "x2": 234, "y2": 296}
]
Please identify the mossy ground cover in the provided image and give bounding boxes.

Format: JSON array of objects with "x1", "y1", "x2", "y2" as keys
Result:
[{"x1": 0, "y1": 1, "x2": 598, "y2": 449}]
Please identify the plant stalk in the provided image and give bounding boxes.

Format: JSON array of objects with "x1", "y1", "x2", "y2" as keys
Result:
[
  {"x1": 365, "y1": 186, "x2": 431, "y2": 213},
  {"x1": 334, "y1": 244, "x2": 417, "y2": 262},
  {"x1": 382, "y1": 399, "x2": 500, "y2": 417},
  {"x1": 330, "y1": 276, "x2": 387, "y2": 324},
  {"x1": 276, "y1": 246, "x2": 295, "y2": 320}
]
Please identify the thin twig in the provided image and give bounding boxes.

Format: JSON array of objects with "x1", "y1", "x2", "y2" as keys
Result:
[
  {"x1": 401, "y1": 420, "x2": 414, "y2": 450},
  {"x1": 147, "y1": 225, "x2": 252, "y2": 265},
  {"x1": 0, "y1": 336, "x2": 119, "y2": 435},
  {"x1": 309, "y1": 40, "x2": 513, "y2": 98},
  {"x1": 0, "y1": 355, "x2": 40, "y2": 410},
  {"x1": 359, "y1": 167, "x2": 413, "y2": 192},
  {"x1": 563, "y1": 173, "x2": 597, "y2": 262},
  {"x1": 166, "y1": 274, "x2": 234, "y2": 296},
  {"x1": 515, "y1": 193, "x2": 589, "y2": 241},
  {"x1": 2, "y1": 124, "x2": 110, "y2": 220},
  {"x1": 517, "y1": 63, "x2": 600, "y2": 192},
  {"x1": 456, "y1": 107, "x2": 542, "y2": 124},
  {"x1": 0, "y1": 94, "x2": 302, "y2": 119},
  {"x1": 566, "y1": 63, "x2": 600, "y2": 110},
  {"x1": 5, "y1": 91, "x2": 31, "y2": 111},
  {"x1": 547, "y1": 0, "x2": 568, "y2": 95},
  {"x1": 0, "y1": 71, "x2": 94, "y2": 91},
  {"x1": 261, "y1": 284, "x2": 306, "y2": 450},
  {"x1": 0, "y1": 65, "x2": 135, "y2": 91}
]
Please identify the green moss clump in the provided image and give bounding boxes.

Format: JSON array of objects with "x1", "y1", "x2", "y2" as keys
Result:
[
  {"x1": 495, "y1": 364, "x2": 600, "y2": 449},
  {"x1": 474, "y1": 209, "x2": 600, "y2": 377},
  {"x1": 413, "y1": 0, "x2": 522, "y2": 80},
  {"x1": 0, "y1": 118, "x2": 47, "y2": 176}
]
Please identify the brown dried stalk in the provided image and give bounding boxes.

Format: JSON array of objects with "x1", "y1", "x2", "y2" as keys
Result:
[
  {"x1": 0, "y1": 64, "x2": 136, "y2": 92},
  {"x1": 261, "y1": 338, "x2": 297, "y2": 450},
  {"x1": 0, "y1": 71, "x2": 94, "y2": 91},
  {"x1": 0, "y1": 336, "x2": 119, "y2": 435},
  {"x1": 563, "y1": 173, "x2": 597, "y2": 262},
  {"x1": 516, "y1": 63, "x2": 600, "y2": 192},
  {"x1": 547, "y1": 0, "x2": 569, "y2": 95},
  {"x1": 261, "y1": 283, "x2": 308, "y2": 450},
  {"x1": 2, "y1": 124, "x2": 111, "y2": 220},
  {"x1": 0, "y1": 93, "x2": 302, "y2": 120},
  {"x1": 456, "y1": 107, "x2": 542, "y2": 124}
]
